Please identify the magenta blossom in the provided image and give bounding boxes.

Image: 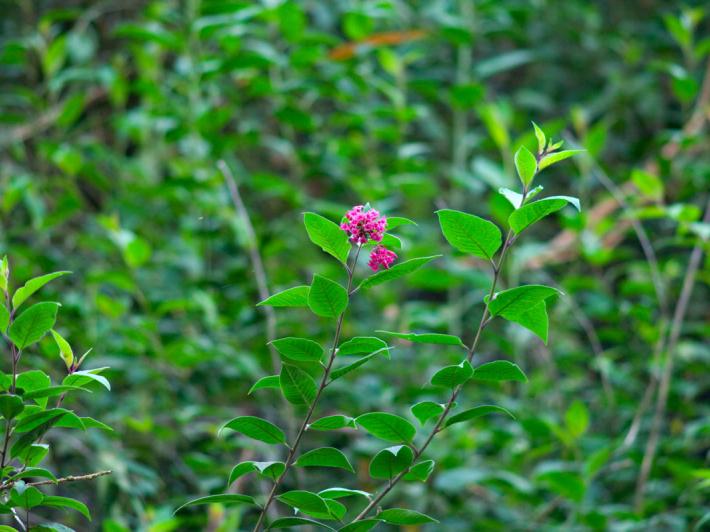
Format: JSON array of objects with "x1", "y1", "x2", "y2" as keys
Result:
[
  {"x1": 341, "y1": 204, "x2": 387, "y2": 245},
  {"x1": 368, "y1": 245, "x2": 397, "y2": 272}
]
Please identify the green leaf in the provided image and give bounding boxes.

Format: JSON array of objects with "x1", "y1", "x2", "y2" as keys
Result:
[
  {"x1": 8, "y1": 302, "x2": 60, "y2": 350},
  {"x1": 0, "y1": 395, "x2": 24, "y2": 420},
  {"x1": 280, "y1": 365, "x2": 317, "y2": 405},
  {"x1": 386, "y1": 216, "x2": 417, "y2": 229},
  {"x1": 220, "y1": 416, "x2": 286, "y2": 445},
  {"x1": 23, "y1": 385, "x2": 87, "y2": 400},
  {"x1": 378, "y1": 508, "x2": 438, "y2": 525},
  {"x1": 473, "y1": 360, "x2": 528, "y2": 383},
  {"x1": 257, "y1": 286, "x2": 310, "y2": 308},
  {"x1": 228, "y1": 462, "x2": 257, "y2": 486},
  {"x1": 403, "y1": 460, "x2": 435, "y2": 482},
  {"x1": 338, "y1": 520, "x2": 381, "y2": 532},
  {"x1": 376, "y1": 330, "x2": 465, "y2": 347},
  {"x1": 488, "y1": 285, "x2": 561, "y2": 320},
  {"x1": 268, "y1": 517, "x2": 335, "y2": 530},
  {"x1": 565, "y1": 399, "x2": 589, "y2": 439},
  {"x1": 369, "y1": 445, "x2": 413, "y2": 480},
  {"x1": 272, "y1": 337, "x2": 323, "y2": 362},
  {"x1": 514, "y1": 145, "x2": 538, "y2": 186},
  {"x1": 0, "y1": 256, "x2": 7, "y2": 293},
  {"x1": 359, "y1": 256, "x2": 440, "y2": 290},
  {"x1": 437, "y1": 209, "x2": 501, "y2": 260},
  {"x1": 411, "y1": 401, "x2": 444, "y2": 426},
  {"x1": 329, "y1": 348, "x2": 390, "y2": 382},
  {"x1": 308, "y1": 275, "x2": 348, "y2": 318},
  {"x1": 536, "y1": 470, "x2": 585, "y2": 502},
  {"x1": 511, "y1": 301, "x2": 549, "y2": 343},
  {"x1": 226, "y1": 461, "x2": 285, "y2": 484},
  {"x1": 538, "y1": 149, "x2": 584, "y2": 171},
  {"x1": 63, "y1": 370, "x2": 110, "y2": 391},
  {"x1": 532, "y1": 122, "x2": 546, "y2": 153},
  {"x1": 445, "y1": 405, "x2": 515, "y2": 428},
  {"x1": 631, "y1": 168, "x2": 664, "y2": 200},
  {"x1": 338, "y1": 337, "x2": 387, "y2": 356},
  {"x1": 249, "y1": 375, "x2": 281, "y2": 394},
  {"x1": 7, "y1": 467, "x2": 57, "y2": 483},
  {"x1": 277, "y1": 490, "x2": 331, "y2": 518},
  {"x1": 16, "y1": 370, "x2": 51, "y2": 408},
  {"x1": 174, "y1": 494, "x2": 256, "y2": 513},
  {"x1": 12, "y1": 271, "x2": 71, "y2": 310},
  {"x1": 304, "y1": 212, "x2": 351, "y2": 264},
  {"x1": 296, "y1": 447, "x2": 354, "y2": 472},
  {"x1": 41, "y1": 496, "x2": 91, "y2": 520},
  {"x1": 0, "y1": 305, "x2": 8, "y2": 333},
  {"x1": 308, "y1": 415, "x2": 356, "y2": 431},
  {"x1": 11, "y1": 484, "x2": 44, "y2": 509},
  {"x1": 430, "y1": 360, "x2": 474, "y2": 388},
  {"x1": 50, "y1": 330, "x2": 73, "y2": 369},
  {"x1": 318, "y1": 488, "x2": 371, "y2": 500},
  {"x1": 325, "y1": 499, "x2": 347, "y2": 520},
  {"x1": 355, "y1": 412, "x2": 416, "y2": 443},
  {"x1": 15, "y1": 408, "x2": 73, "y2": 433},
  {"x1": 499, "y1": 185, "x2": 545, "y2": 210},
  {"x1": 509, "y1": 197, "x2": 576, "y2": 234}
]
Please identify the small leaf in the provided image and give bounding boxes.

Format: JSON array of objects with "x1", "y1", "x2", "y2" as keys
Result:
[
  {"x1": 304, "y1": 212, "x2": 351, "y2": 264},
  {"x1": 296, "y1": 447, "x2": 354, "y2": 472},
  {"x1": 355, "y1": 412, "x2": 416, "y2": 443},
  {"x1": 437, "y1": 209, "x2": 501, "y2": 259},
  {"x1": 473, "y1": 360, "x2": 528, "y2": 383},
  {"x1": 228, "y1": 462, "x2": 257, "y2": 486},
  {"x1": 63, "y1": 370, "x2": 110, "y2": 391},
  {"x1": 8, "y1": 302, "x2": 60, "y2": 350},
  {"x1": 220, "y1": 416, "x2": 286, "y2": 445},
  {"x1": 252, "y1": 461, "x2": 286, "y2": 481},
  {"x1": 378, "y1": 508, "x2": 438, "y2": 525},
  {"x1": 277, "y1": 490, "x2": 331, "y2": 518},
  {"x1": 308, "y1": 275, "x2": 348, "y2": 318},
  {"x1": 532, "y1": 122, "x2": 546, "y2": 153},
  {"x1": 41, "y1": 495, "x2": 91, "y2": 520},
  {"x1": 369, "y1": 445, "x2": 413, "y2": 480},
  {"x1": 0, "y1": 395, "x2": 24, "y2": 420},
  {"x1": 359, "y1": 256, "x2": 440, "y2": 290},
  {"x1": 249, "y1": 375, "x2": 281, "y2": 394},
  {"x1": 411, "y1": 401, "x2": 444, "y2": 426},
  {"x1": 50, "y1": 330, "x2": 73, "y2": 370},
  {"x1": 268, "y1": 517, "x2": 335, "y2": 530},
  {"x1": 386, "y1": 216, "x2": 417, "y2": 229},
  {"x1": 403, "y1": 460, "x2": 435, "y2": 482},
  {"x1": 174, "y1": 494, "x2": 256, "y2": 513},
  {"x1": 430, "y1": 360, "x2": 474, "y2": 388},
  {"x1": 445, "y1": 405, "x2": 515, "y2": 428},
  {"x1": 12, "y1": 271, "x2": 71, "y2": 310},
  {"x1": 319, "y1": 488, "x2": 371, "y2": 500},
  {"x1": 337, "y1": 520, "x2": 381, "y2": 532},
  {"x1": 338, "y1": 337, "x2": 387, "y2": 356},
  {"x1": 257, "y1": 286, "x2": 310, "y2": 307},
  {"x1": 272, "y1": 337, "x2": 323, "y2": 362},
  {"x1": 280, "y1": 365, "x2": 318, "y2": 405},
  {"x1": 514, "y1": 145, "x2": 538, "y2": 186},
  {"x1": 330, "y1": 348, "x2": 390, "y2": 382},
  {"x1": 0, "y1": 305, "x2": 8, "y2": 333},
  {"x1": 498, "y1": 185, "x2": 545, "y2": 210},
  {"x1": 11, "y1": 484, "x2": 44, "y2": 509},
  {"x1": 377, "y1": 330, "x2": 465, "y2": 347},
  {"x1": 509, "y1": 197, "x2": 577, "y2": 234},
  {"x1": 565, "y1": 399, "x2": 589, "y2": 439},
  {"x1": 488, "y1": 285, "x2": 561, "y2": 321},
  {"x1": 309, "y1": 415, "x2": 356, "y2": 431},
  {"x1": 538, "y1": 149, "x2": 584, "y2": 171}
]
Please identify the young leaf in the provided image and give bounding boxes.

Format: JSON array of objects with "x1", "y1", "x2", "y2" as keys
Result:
[
  {"x1": 174, "y1": 494, "x2": 256, "y2": 513},
  {"x1": 359, "y1": 256, "x2": 440, "y2": 290},
  {"x1": 538, "y1": 149, "x2": 584, "y2": 171},
  {"x1": 276, "y1": 490, "x2": 331, "y2": 518},
  {"x1": 0, "y1": 395, "x2": 24, "y2": 420},
  {"x1": 41, "y1": 495, "x2": 91, "y2": 520},
  {"x1": 304, "y1": 212, "x2": 351, "y2": 264},
  {"x1": 386, "y1": 216, "x2": 417, "y2": 229},
  {"x1": 355, "y1": 412, "x2": 416, "y2": 443},
  {"x1": 378, "y1": 508, "x2": 438, "y2": 525},
  {"x1": 50, "y1": 329, "x2": 73, "y2": 369},
  {"x1": 509, "y1": 197, "x2": 578, "y2": 234},
  {"x1": 499, "y1": 185, "x2": 545, "y2": 210},
  {"x1": 308, "y1": 275, "x2": 348, "y2": 318},
  {"x1": 369, "y1": 445, "x2": 413, "y2": 480},
  {"x1": 329, "y1": 348, "x2": 390, "y2": 382},
  {"x1": 220, "y1": 416, "x2": 286, "y2": 445},
  {"x1": 295, "y1": 447, "x2": 354, "y2": 472},
  {"x1": 318, "y1": 488, "x2": 371, "y2": 500},
  {"x1": 473, "y1": 360, "x2": 528, "y2": 383},
  {"x1": 0, "y1": 256, "x2": 7, "y2": 293},
  {"x1": 308, "y1": 415, "x2": 356, "y2": 431},
  {"x1": 12, "y1": 271, "x2": 71, "y2": 310},
  {"x1": 337, "y1": 520, "x2": 382, "y2": 532},
  {"x1": 338, "y1": 337, "x2": 387, "y2": 356},
  {"x1": 430, "y1": 360, "x2": 474, "y2": 388},
  {"x1": 257, "y1": 286, "x2": 310, "y2": 307},
  {"x1": 444, "y1": 405, "x2": 515, "y2": 428},
  {"x1": 437, "y1": 210, "x2": 501, "y2": 259},
  {"x1": 8, "y1": 302, "x2": 60, "y2": 350},
  {"x1": 532, "y1": 122, "x2": 546, "y2": 153},
  {"x1": 268, "y1": 517, "x2": 335, "y2": 530},
  {"x1": 249, "y1": 375, "x2": 281, "y2": 394},
  {"x1": 488, "y1": 285, "x2": 561, "y2": 320},
  {"x1": 376, "y1": 330, "x2": 465, "y2": 347},
  {"x1": 228, "y1": 462, "x2": 257, "y2": 486},
  {"x1": 514, "y1": 145, "x2": 538, "y2": 186},
  {"x1": 272, "y1": 337, "x2": 323, "y2": 363},
  {"x1": 63, "y1": 370, "x2": 111, "y2": 391},
  {"x1": 0, "y1": 305, "x2": 8, "y2": 333},
  {"x1": 411, "y1": 401, "x2": 444, "y2": 426},
  {"x1": 280, "y1": 365, "x2": 318, "y2": 405},
  {"x1": 403, "y1": 460, "x2": 435, "y2": 482}
]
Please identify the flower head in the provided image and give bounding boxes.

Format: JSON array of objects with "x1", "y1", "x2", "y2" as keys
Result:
[
  {"x1": 341, "y1": 204, "x2": 387, "y2": 245},
  {"x1": 368, "y1": 245, "x2": 397, "y2": 272}
]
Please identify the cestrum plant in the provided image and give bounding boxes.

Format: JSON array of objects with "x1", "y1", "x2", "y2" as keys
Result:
[{"x1": 178, "y1": 124, "x2": 581, "y2": 531}]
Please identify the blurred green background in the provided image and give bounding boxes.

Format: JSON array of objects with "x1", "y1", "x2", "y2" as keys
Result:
[{"x1": 1, "y1": 0, "x2": 709, "y2": 530}]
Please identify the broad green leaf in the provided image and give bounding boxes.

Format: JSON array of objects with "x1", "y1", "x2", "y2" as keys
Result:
[
  {"x1": 15, "y1": 408, "x2": 73, "y2": 433},
  {"x1": 445, "y1": 405, "x2": 515, "y2": 428},
  {"x1": 386, "y1": 216, "x2": 417, "y2": 229},
  {"x1": 76, "y1": 416, "x2": 112, "y2": 432},
  {"x1": 512, "y1": 301, "x2": 549, "y2": 343},
  {"x1": 277, "y1": 490, "x2": 331, "y2": 518},
  {"x1": 538, "y1": 149, "x2": 584, "y2": 171},
  {"x1": 253, "y1": 461, "x2": 286, "y2": 481},
  {"x1": 268, "y1": 517, "x2": 335, "y2": 530},
  {"x1": 411, "y1": 401, "x2": 444, "y2": 426},
  {"x1": 280, "y1": 365, "x2": 317, "y2": 405},
  {"x1": 304, "y1": 212, "x2": 351, "y2": 264},
  {"x1": 0, "y1": 394, "x2": 24, "y2": 420},
  {"x1": 15, "y1": 443, "x2": 48, "y2": 466},
  {"x1": 437, "y1": 209, "x2": 501, "y2": 259},
  {"x1": 377, "y1": 330, "x2": 465, "y2": 347},
  {"x1": 50, "y1": 330, "x2": 73, "y2": 369},
  {"x1": 296, "y1": 447, "x2": 354, "y2": 472},
  {"x1": 8, "y1": 302, "x2": 60, "y2": 350},
  {"x1": 228, "y1": 462, "x2": 257, "y2": 486},
  {"x1": 272, "y1": 337, "x2": 323, "y2": 362},
  {"x1": 308, "y1": 415, "x2": 356, "y2": 431},
  {"x1": 41, "y1": 495, "x2": 91, "y2": 520},
  {"x1": 319, "y1": 488, "x2": 371, "y2": 500},
  {"x1": 338, "y1": 337, "x2": 387, "y2": 356},
  {"x1": 359, "y1": 256, "x2": 440, "y2": 290},
  {"x1": 249, "y1": 375, "x2": 281, "y2": 394},
  {"x1": 174, "y1": 493, "x2": 256, "y2": 513},
  {"x1": 220, "y1": 416, "x2": 286, "y2": 445},
  {"x1": 514, "y1": 145, "x2": 537, "y2": 186},
  {"x1": 48, "y1": 410, "x2": 86, "y2": 430},
  {"x1": 7, "y1": 467, "x2": 57, "y2": 483},
  {"x1": 532, "y1": 122, "x2": 546, "y2": 153},
  {"x1": 0, "y1": 305, "x2": 8, "y2": 333},
  {"x1": 369, "y1": 445, "x2": 413, "y2": 480},
  {"x1": 329, "y1": 348, "x2": 389, "y2": 382},
  {"x1": 11, "y1": 484, "x2": 44, "y2": 509},
  {"x1": 430, "y1": 360, "x2": 474, "y2": 388},
  {"x1": 12, "y1": 271, "x2": 71, "y2": 310},
  {"x1": 325, "y1": 499, "x2": 347, "y2": 520},
  {"x1": 536, "y1": 470, "x2": 585, "y2": 502},
  {"x1": 22, "y1": 385, "x2": 86, "y2": 400},
  {"x1": 378, "y1": 508, "x2": 438, "y2": 525},
  {"x1": 509, "y1": 197, "x2": 576, "y2": 234},
  {"x1": 308, "y1": 275, "x2": 348, "y2": 318},
  {"x1": 403, "y1": 460, "x2": 435, "y2": 482},
  {"x1": 16, "y1": 370, "x2": 51, "y2": 408},
  {"x1": 379, "y1": 233, "x2": 402, "y2": 250},
  {"x1": 355, "y1": 412, "x2": 416, "y2": 443},
  {"x1": 257, "y1": 286, "x2": 310, "y2": 307},
  {"x1": 63, "y1": 370, "x2": 111, "y2": 391},
  {"x1": 488, "y1": 285, "x2": 561, "y2": 320},
  {"x1": 338, "y1": 520, "x2": 381, "y2": 532},
  {"x1": 474, "y1": 360, "x2": 528, "y2": 382}
]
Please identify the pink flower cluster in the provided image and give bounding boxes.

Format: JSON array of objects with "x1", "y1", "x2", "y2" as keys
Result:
[
  {"x1": 368, "y1": 245, "x2": 397, "y2": 272},
  {"x1": 340, "y1": 205, "x2": 387, "y2": 245}
]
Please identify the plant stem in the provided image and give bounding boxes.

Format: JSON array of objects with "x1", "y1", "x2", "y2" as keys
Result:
[{"x1": 252, "y1": 246, "x2": 362, "y2": 531}]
